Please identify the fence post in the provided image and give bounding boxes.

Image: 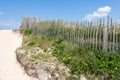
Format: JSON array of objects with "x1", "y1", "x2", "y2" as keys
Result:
[{"x1": 103, "y1": 18, "x2": 108, "y2": 53}]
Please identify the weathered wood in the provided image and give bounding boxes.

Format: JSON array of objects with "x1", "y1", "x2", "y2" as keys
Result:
[{"x1": 20, "y1": 16, "x2": 120, "y2": 53}]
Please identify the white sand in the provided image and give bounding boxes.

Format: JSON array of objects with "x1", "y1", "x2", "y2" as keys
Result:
[{"x1": 0, "y1": 30, "x2": 37, "y2": 80}]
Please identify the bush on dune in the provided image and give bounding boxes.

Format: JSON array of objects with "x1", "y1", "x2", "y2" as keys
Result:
[
  {"x1": 52, "y1": 39, "x2": 120, "y2": 80},
  {"x1": 22, "y1": 29, "x2": 120, "y2": 79}
]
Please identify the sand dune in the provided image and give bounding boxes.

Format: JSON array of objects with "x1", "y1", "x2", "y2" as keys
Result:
[{"x1": 0, "y1": 30, "x2": 37, "y2": 80}]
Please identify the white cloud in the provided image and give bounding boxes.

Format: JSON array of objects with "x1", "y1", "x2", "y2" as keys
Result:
[
  {"x1": 84, "y1": 6, "x2": 111, "y2": 21},
  {"x1": 98, "y1": 6, "x2": 111, "y2": 13},
  {"x1": 0, "y1": 19, "x2": 20, "y2": 29}
]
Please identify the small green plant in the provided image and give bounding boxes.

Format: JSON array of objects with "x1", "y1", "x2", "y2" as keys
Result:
[
  {"x1": 52, "y1": 43, "x2": 64, "y2": 57},
  {"x1": 27, "y1": 41, "x2": 35, "y2": 46},
  {"x1": 55, "y1": 38, "x2": 63, "y2": 44},
  {"x1": 24, "y1": 28, "x2": 31, "y2": 35}
]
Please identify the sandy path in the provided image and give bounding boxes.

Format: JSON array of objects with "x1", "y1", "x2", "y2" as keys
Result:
[{"x1": 0, "y1": 30, "x2": 36, "y2": 80}]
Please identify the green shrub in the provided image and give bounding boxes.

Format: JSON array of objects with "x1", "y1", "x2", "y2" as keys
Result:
[
  {"x1": 52, "y1": 40, "x2": 120, "y2": 79},
  {"x1": 24, "y1": 28, "x2": 32, "y2": 35},
  {"x1": 52, "y1": 43, "x2": 64, "y2": 57},
  {"x1": 22, "y1": 34, "x2": 120, "y2": 80},
  {"x1": 55, "y1": 38, "x2": 63, "y2": 44},
  {"x1": 87, "y1": 50, "x2": 120, "y2": 80}
]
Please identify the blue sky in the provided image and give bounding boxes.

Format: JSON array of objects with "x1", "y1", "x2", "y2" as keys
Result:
[{"x1": 0, "y1": 0, "x2": 119, "y2": 29}]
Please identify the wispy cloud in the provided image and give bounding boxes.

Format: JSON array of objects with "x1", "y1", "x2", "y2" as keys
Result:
[
  {"x1": 84, "y1": 6, "x2": 111, "y2": 21},
  {"x1": 0, "y1": 19, "x2": 20, "y2": 29}
]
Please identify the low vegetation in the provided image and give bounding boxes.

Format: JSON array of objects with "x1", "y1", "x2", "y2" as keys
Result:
[
  {"x1": 52, "y1": 37, "x2": 120, "y2": 80},
  {"x1": 17, "y1": 16, "x2": 120, "y2": 80},
  {"x1": 18, "y1": 28, "x2": 120, "y2": 80}
]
